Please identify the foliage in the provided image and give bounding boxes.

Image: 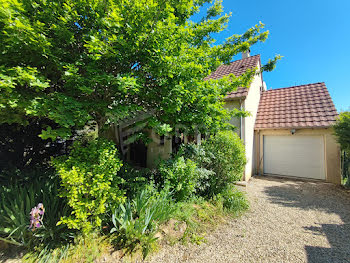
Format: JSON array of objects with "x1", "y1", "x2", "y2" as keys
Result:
[
  {"x1": 53, "y1": 138, "x2": 125, "y2": 233},
  {"x1": 177, "y1": 142, "x2": 211, "y2": 166},
  {"x1": 0, "y1": 0, "x2": 280, "y2": 139},
  {"x1": 23, "y1": 233, "x2": 111, "y2": 263},
  {"x1": 0, "y1": 120, "x2": 72, "y2": 173},
  {"x1": 176, "y1": 135, "x2": 246, "y2": 198},
  {"x1": 333, "y1": 111, "x2": 350, "y2": 152},
  {"x1": 176, "y1": 143, "x2": 215, "y2": 195},
  {"x1": 171, "y1": 198, "x2": 225, "y2": 244},
  {"x1": 218, "y1": 187, "x2": 249, "y2": 213},
  {"x1": 341, "y1": 151, "x2": 350, "y2": 187},
  {"x1": 0, "y1": 177, "x2": 74, "y2": 248},
  {"x1": 23, "y1": 244, "x2": 71, "y2": 263},
  {"x1": 202, "y1": 131, "x2": 246, "y2": 196},
  {"x1": 159, "y1": 156, "x2": 200, "y2": 201},
  {"x1": 334, "y1": 112, "x2": 350, "y2": 186},
  {"x1": 117, "y1": 164, "x2": 159, "y2": 199},
  {"x1": 0, "y1": 165, "x2": 55, "y2": 187},
  {"x1": 110, "y1": 187, "x2": 175, "y2": 258},
  {"x1": 170, "y1": 189, "x2": 248, "y2": 244}
]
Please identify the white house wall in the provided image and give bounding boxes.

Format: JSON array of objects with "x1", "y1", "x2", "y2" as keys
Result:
[
  {"x1": 224, "y1": 100, "x2": 242, "y2": 137},
  {"x1": 242, "y1": 67, "x2": 263, "y2": 181}
]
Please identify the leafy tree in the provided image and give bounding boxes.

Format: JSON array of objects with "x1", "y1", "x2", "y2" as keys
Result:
[
  {"x1": 0, "y1": 0, "x2": 280, "y2": 139},
  {"x1": 333, "y1": 111, "x2": 350, "y2": 152}
]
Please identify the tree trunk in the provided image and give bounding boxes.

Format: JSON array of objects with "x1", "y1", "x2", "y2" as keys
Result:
[{"x1": 95, "y1": 116, "x2": 106, "y2": 137}]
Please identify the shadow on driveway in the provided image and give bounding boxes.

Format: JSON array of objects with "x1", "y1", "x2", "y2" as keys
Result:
[{"x1": 260, "y1": 176, "x2": 350, "y2": 263}]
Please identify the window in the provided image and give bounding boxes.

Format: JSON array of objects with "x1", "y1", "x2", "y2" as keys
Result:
[{"x1": 159, "y1": 135, "x2": 165, "y2": 145}]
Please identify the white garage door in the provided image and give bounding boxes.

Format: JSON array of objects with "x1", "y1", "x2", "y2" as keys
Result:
[{"x1": 263, "y1": 135, "x2": 325, "y2": 180}]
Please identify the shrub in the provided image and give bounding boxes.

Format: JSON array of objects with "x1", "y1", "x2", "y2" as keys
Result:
[
  {"x1": 110, "y1": 187, "x2": 175, "y2": 258},
  {"x1": 176, "y1": 143, "x2": 215, "y2": 196},
  {"x1": 202, "y1": 130, "x2": 246, "y2": 196},
  {"x1": 159, "y1": 156, "x2": 200, "y2": 201},
  {"x1": 118, "y1": 164, "x2": 160, "y2": 199},
  {"x1": 333, "y1": 111, "x2": 350, "y2": 152},
  {"x1": 333, "y1": 112, "x2": 350, "y2": 186},
  {"x1": 176, "y1": 143, "x2": 211, "y2": 166},
  {"x1": 53, "y1": 138, "x2": 125, "y2": 233},
  {"x1": 0, "y1": 177, "x2": 74, "y2": 249}
]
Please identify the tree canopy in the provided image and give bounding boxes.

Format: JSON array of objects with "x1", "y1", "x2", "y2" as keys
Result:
[{"x1": 0, "y1": 0, "x2": 280, "y2": 139}]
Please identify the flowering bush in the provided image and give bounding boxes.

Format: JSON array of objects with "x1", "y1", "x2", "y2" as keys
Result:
[
  {"x1": 29, "y1": 203, "x2": 45, "y2": 231},
  {"x1": 53, "y1": 138, "x2": 125, "y2": 233},
  {"x1": 0, "y1": 177, "x2": 74, "y2": 248}
]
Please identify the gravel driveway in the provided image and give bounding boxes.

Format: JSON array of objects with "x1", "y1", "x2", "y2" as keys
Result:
[{"x1": 146, "y1": 176, "x2": 350, "y2": 263}]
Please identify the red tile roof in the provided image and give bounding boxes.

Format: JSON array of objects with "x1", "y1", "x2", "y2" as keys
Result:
[
  {"x1": 205, "y1": 55, "x2": 261, "y2": 99},
  {"x1": 255, "y1": 82, "x2": 338, "y2": 129}
]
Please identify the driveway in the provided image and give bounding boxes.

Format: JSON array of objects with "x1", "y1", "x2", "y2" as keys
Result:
[{"x1": 147, "y1": 176, "x2": 350, "y2": 263}]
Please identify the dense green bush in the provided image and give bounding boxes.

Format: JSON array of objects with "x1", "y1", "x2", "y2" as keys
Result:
[
  {"x1": 118, "y1": 164, "x2": 160, "y2": 199},
  {"x1": 177, "y1": 143, "x2": 212, "y2": 167},
  {"x1": 333, "y1": 112, "x2": 350, "y2": 186},
  {"x1": 110, "y1": 186, "x2": 175, "y2": 258},
  {"x1": 202, "y1": 131, "x2": 246, "y2": 196},
  {"x1": 0, "y1": 177, "x2": 74, "y2": 248},
  {"x1": 159, "y1": 156, "x2": 200, "y2": 201},
  {"x1": 176, "y1": 143, "x2": 214, "y2": 196},
  {"x1": 333, "y1": 111, "x2": 350, "y2": 152},
  {"x1": 53, "y1": 138, "x2": 125, "y2": 233},
  {"x1": 176, "y1": 131, "x2": 246, "y2": 197}
]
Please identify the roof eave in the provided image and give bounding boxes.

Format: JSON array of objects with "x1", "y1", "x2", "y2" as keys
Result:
[
  {"x1": 254, "y1": 125, "x2": 333, "y2": 130},
  {"x1": 224, "y1": 96, "x2": 246, "y2": 101}
]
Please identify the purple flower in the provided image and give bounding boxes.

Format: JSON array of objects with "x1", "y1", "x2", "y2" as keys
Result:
[{"x1": 29, "y1": 203, "x2": 45, "y2": 231}]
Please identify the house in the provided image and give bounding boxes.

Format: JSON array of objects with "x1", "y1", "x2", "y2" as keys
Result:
[
  {"x1": 207, "y1": 51, "x2": 340, "y2": 184},
  {"x1": 206, "y1": 52, "x2": 264, "y2": 182},
  {"x1": 111, "y1": 51, "x2": 341, "y2": 184}
]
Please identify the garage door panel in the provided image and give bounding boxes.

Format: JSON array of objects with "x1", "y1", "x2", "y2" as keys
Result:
[{"x1": 263, "y1": 136, "x2": 325, "y2": 180}]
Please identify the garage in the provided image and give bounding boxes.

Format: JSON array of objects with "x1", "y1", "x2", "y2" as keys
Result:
[
  {"x1": 263, "y1": 135, "x2": 325, "y2": 180},
  {"x1": 254, "y1": 83, "x2": 341, "y2": 184}
]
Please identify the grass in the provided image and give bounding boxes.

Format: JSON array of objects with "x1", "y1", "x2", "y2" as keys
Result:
[
  {"x1": 22, "y1": 233, "x2": 111, "y2": 263},
  {"x1": 170, "y1": 189, "x2": 249, "y2": 245}
]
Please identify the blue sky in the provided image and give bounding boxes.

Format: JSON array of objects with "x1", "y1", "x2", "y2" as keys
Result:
[{"x1": 195, "y1": 0, "x2": 349, "y2": 111}]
